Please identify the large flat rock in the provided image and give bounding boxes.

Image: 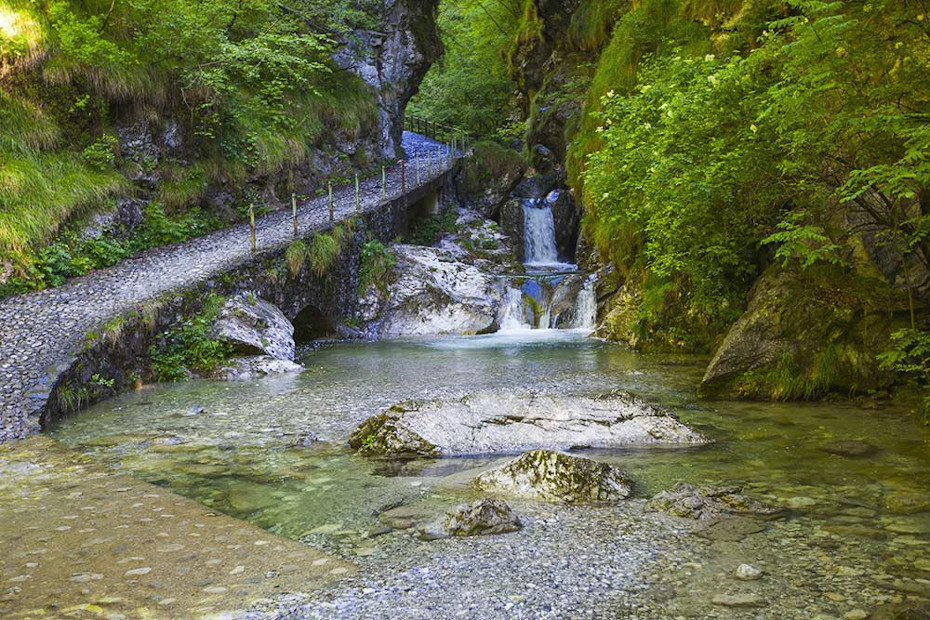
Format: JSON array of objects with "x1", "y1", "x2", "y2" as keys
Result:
[{"x1": 349, "y1": 391, "x2": 708, "y2": 457}]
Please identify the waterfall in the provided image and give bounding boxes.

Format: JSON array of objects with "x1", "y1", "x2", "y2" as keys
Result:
[
  {"x1": 571, "y1": 277, "x2": 597, "y2": 330},
  {"x1": 522, "y1": 199, "x2": 560, "y2": 267},
  {"x1": 498, "y1": 287, "x2": 531, "y2": 331}
]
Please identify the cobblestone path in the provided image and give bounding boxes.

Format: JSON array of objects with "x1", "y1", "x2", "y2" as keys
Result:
[{"x1": 0, "y1": 132, "x2": 456, "y2": 442}]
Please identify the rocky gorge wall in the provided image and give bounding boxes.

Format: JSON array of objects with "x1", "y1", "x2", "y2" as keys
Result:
[{"x1": 504, "y1": 0, "x2": 928, "y2": 402}]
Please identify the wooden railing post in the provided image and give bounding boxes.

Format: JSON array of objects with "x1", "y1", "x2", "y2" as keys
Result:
[
  {"x1": 249, "y1": 204, "x2": 256, "y2": 253},
  {"x1": 291, "y1": 193, "x2": 298, "y2": 238},
  {"x1": 355, "y1": 174, "x2": 360, "y2": 213},
  {"x1": 328, "y1": 182, "x2": 334, "y2": 222}
]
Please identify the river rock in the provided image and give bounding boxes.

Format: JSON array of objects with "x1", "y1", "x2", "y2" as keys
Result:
[
  {"x1": 711, "y1": 594, "x2": 768, "y2": 608},
  {"x1": 419, "y1": 499, "x2": 522, "y2": 540},
  {"x1": 348, "y1": 391, "x2": 708, "y2": 457},
  {"x1": 473, "y1": 450, "x2": 633, "y2": 504},
  {"x1": 735, "y1": 564, "x2": 763, "y2": 581},
  {"x1": 212, "y1": 293, "x2": 296, "y2": 361},
  {"x1": 360, "y1": 245, "x2": 504, "y2": 338},
  {"x1": 821, "y1": 439, "x2": 878, "y2": 458},
  {"x1": 213, "y1": 356, "x2": 304, "y2": 381},
  {"x1": 645, "y1": 483, "x2": 787, "y2": 520},
  {"x1": 349, "y1": 413, "x2": 440, "y2": 458},
  {"x1": 692, "y1": 516, "x2": 768, "y2": 542}
]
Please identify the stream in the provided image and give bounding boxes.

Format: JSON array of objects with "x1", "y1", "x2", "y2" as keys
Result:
[
  {"x1": 18, "y1": 197, "x2": 930, "y2": 618},
  {"x1": 46, "y1": 334, "x2": 930, "y2": 618}
]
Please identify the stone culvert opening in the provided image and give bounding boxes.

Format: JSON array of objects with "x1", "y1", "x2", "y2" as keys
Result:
[{"x1": 292, "y1": 305, "x2": 337, "y2": 342}]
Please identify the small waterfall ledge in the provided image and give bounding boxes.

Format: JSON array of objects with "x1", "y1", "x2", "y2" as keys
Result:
[{"x1": 495, "y1": 196, "x2": 596, "y2": 332}]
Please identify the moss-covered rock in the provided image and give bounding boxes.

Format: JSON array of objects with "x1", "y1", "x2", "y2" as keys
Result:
[
  {"x1": 419, "y1": 499, "x2": 522, "y2": 540},
  {"x1": 348, "y1": 411, "x2": 440, "y2": 458},
  {"x1": 456, "y1": 141, "x2": 526, "y2": 219},
  {"x1": 473, "y1": 450, "x2": 633, "y2": 504},
  {"x1": 700, "y1": 265, "x2": 913, "y2": 400}
]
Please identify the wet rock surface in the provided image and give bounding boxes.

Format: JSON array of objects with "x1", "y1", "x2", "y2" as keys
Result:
[
  {"x1": 0, "y1": 437, "x2": 353, "y2": 617},
  {"x1": 213, "y1": 293, "x2": 297, "y2": 361},
  {"x1": 645, "y1": 482, "x2": 788, "y2": 520},
  {"x1": 348, "y1": 391, "x2": 707, "y2": 457},
  {"x1": 822, "y1": 439, "x2": 880, "y2": 458},
  {"x1": 474, "y1": 450, "x2": 634, "y2": 504},
  {"x1": 358, "y1": 245, "x2": 505, "y2": 338},
  {"x1": 213, "y1": 356, "x2": 305, "y2": 381},
  {"x1": 419, "y1": 499, "x2": 522, "y2": 539}
]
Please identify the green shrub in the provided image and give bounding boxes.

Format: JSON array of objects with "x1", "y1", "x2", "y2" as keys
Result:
[
  {"x1": 358, "y1": 240, "x2": 397, "y2": 294},
  {"x1": 150, "y1": 295, "x2": 230, "y2": 382},
  {"x1": 408, "y1": 209, "x2": 458, "y2": 246}
]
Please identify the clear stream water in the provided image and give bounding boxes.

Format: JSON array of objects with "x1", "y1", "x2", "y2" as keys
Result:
[
  {"x1": 42, "y1": 199, "x2": 930, "y2": 616},
  {"x1": 44, "y1": 332, "x2": 930, "y2": 616}
]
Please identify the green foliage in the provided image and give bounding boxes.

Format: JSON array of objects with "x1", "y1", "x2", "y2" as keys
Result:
[
  {"x1": 149, "y1": 294, "x2": 230, "y2": 382},
  {"x1": 358, "y1": 239, "x2": 397, "y2": 294},
  {"x1": 408, "y1": 209, "x2": 458, "y2": 246},
  {"x1": 307, "y1": 231, "x2": 341, "y2": 278},
  {"x1": 0, "y1": 0, "x2": 380, "y2": 278},
  {"x1": 572, "y1": 0, "x2": 930, "y2": 351},
  {"x1": 408, "y1": 0, "x2": 521, "y2": 137},
  {"x1": 285, "y1": 239, "x2": 309, "y2": 277},
  {"x1": 584, "y1": 53, "x2": 787, "y2": 347},
  {"x1": 879, "y1": 328, "x2": 930, "y2": 422},
  {"x1": 762, "y1": 212, "x2": 846, "y2": 270}
]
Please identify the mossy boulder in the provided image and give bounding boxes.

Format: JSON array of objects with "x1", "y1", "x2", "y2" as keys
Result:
[
  {"x1": 700, "y1": 265, "x2": 913, "y2": 400},
  {"x1": 456, "y1": 141, "x2": 527, "y2": 219},
  {"x1": 419, "y1": 499, "x2": 522, "y2": 540},
  {"x1": 473, "y1": 450, "x2": 633, "y2": 504},
  {"x1": 644, "y1": 483, "x2": 788, "y2": 520},
  {"x1": 348, "y1": 411, "x2": 440, "y2": 458}
]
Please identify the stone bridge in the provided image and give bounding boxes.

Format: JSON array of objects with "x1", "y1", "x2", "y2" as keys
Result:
[{"x1": 0, "y1": 132, "x2": 459, "y2": 442}]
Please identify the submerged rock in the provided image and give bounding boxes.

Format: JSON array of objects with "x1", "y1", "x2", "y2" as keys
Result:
[
  {"x1": 644, "y1": 483, "x2": 787, "y2": 520},
  {"x1": 735, "y1": 564, "x2": 763, "y2": 581},
  {"x1": 348, "y1": 391, "x2": 708, "y2": 457},
  {"x1": 473, "y1": 450, "x2": 633, "y2": 504},
  {"x1": 419, "y1": 499, "x2": 522, "y2": 540},
  {"x1": 711, "y1": 593, "x2": 768, "y2": 609},
  {"x1": 358, "y1": 245, "x2": 505, "y2": 338},
  {"x1": 820, "y1": 439, "x2": 878, "y2": 458},
  {"x1": 213, "y1": 356, "x2": 304, "y2": 381},
  {"x1": 213, "y1": 293, "x2": 296, "y2": 361}
]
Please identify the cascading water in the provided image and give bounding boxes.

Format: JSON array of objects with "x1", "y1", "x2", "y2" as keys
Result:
[
  {"x1": 570, "y1": 276, "x2": 597, "y2": 330},
  {"x1": 493, "y1": 192, "x2": 596, "y2": 334},
  {"x1": 498, "y1": 286, "x2": 531, "y2": 331},
  {"x1": 522, "y1": 199, "x2": 561, "y2": 268}
]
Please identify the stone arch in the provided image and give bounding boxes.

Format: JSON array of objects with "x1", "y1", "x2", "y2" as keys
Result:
[{"x1": 292, "y1": 304, "x2": 337, "y2": 342}]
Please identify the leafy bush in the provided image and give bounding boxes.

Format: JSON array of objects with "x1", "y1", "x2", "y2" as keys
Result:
[
  {"x1": 358, "y1": 240, "x2": 397, "y2": 294},
  {"x1": 150, "y1": 295, "x2": 230, "y2": 382},
  {"x1": 879, "y1": 329, "x2": 930, "y2": 423},
  {"x1": 408, "y1": 209, "x2": 458, "y2": 246}
]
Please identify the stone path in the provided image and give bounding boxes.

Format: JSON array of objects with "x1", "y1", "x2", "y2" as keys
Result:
[
  {"x1": 0, "y1": 435, "x2": 355, "y2": 617},
  {"x1": 0, "y1": 132, "x2": 456, "y2": 442}
]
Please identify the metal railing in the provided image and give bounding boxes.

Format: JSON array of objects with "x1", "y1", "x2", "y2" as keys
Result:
[{"x1": 404, "y1": 115, "x2": 471, "y2": 151}]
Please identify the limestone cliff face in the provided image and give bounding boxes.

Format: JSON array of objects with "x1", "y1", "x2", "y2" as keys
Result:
[{"x1": 337, "y1": 0, "x2": 442, "y2": 158}]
